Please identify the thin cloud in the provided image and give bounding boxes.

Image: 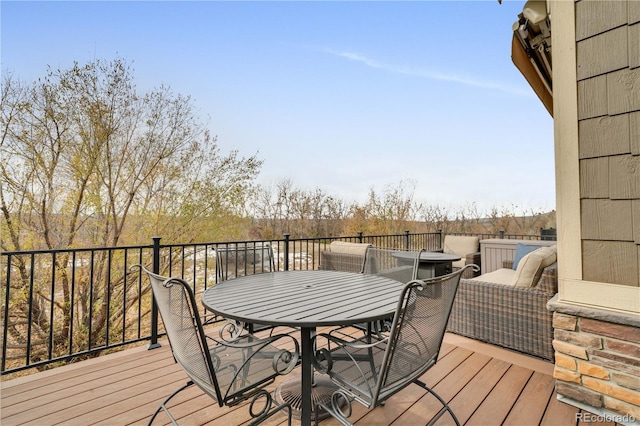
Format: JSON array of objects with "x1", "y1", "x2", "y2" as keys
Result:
[{"x1": 324, "y1": 48, "x2": 532, "y2": 97}]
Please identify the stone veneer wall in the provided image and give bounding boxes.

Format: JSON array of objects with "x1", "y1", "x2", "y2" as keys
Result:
[{"x1": 549, "y1": 300, "x2": 640, "y2": 420}]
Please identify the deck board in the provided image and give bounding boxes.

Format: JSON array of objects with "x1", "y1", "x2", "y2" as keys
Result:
[
  {"x1": 392, "y1": 351, "x2": 492, "y2": 425},
  {"x1": 503, "y1": 371, "x2": 556, "y2": 425},
  {"x1": 447, "y1": 358, "x2": 511, "y2": 424},
  {"x1": 1, "y1": 331, "x2": 611, "y2": 426},
  {"x1": 541, "y1": 391, "x2": 581, "y2": 425},
  {"x1": 454, "y1": 364, "x2": 533, "y2": 426}
]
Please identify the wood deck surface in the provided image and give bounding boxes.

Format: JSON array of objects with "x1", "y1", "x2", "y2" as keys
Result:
[{"x1": 1, "y1": 329, "x2": 617, "y2": 426}]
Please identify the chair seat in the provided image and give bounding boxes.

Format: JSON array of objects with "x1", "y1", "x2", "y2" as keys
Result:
[
  {"x1": 203, "y1": 335, "x2": 285, "y2": 402},
  {"x1": 321, "y1": 335, "x2": 388, "y2": 405}
]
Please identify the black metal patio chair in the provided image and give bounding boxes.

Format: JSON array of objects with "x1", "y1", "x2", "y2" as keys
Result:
[
  {"x1": 215, "y1": 242, "x2": 277, "y2": 282},
  {"x1": 346, "y1": 247, "x2": 424, "y2": 337},
  {"x1": 362, "y1": 246, "x2": 423, "y2": 281},
  {"x1": 214, "y1": 242, "x2": 279, "y2": 333},
  {"x1": 135, "y1": 265, "x2": 299, "y2": 426},
  {"x1": 312, "y1": 264, "x2": 478, "y2": 426}
]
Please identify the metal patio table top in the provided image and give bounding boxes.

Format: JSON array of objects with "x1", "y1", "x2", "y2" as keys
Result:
[{"x1": 201, "y1": 269, "x2": 405, "y2": 426}]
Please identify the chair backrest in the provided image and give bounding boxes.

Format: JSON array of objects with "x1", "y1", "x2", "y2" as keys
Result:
[
  {"x1": 362, "y1": 247, "x2": 424, "y2": 282},
  {"x1": 443, "y1": 236, "x2": 479, "y2": 269},
  {"x1": 140, "y1": 266, "x2": 224, "y2": 404},
  {"x1": 442, "y1": 235, "x2": 479, "y2": 257},
  {"x1": 216, "y1": 242, "x2": 276, "y2": 281},
  {"x1": 374, "y1": 265, "x2": 474, "y2": 404}
]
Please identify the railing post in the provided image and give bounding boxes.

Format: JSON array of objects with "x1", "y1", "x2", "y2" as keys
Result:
[
  {"x1": 2, "y1": 254, "x2": 11, "y2": 372},
  {"x1": 499, "y1": 230, "x2": 505, "y2": 239},
  {"x1": 148, "y1": 237, "x2": 161, "y2": 350},
  {"x1": 437, "y1": 229, "x2": 443, "y2": 249},
  {"x1": 404, "y1": 230, "x2": 410, "y2": 250},
  {"x1": 357, "y1": 232, "x2": 363, "y2": 243},
  {"x1": 283, "y1": 234, "x2": 290, "y2": 271}
]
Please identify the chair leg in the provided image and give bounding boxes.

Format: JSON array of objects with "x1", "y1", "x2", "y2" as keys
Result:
[
  {"x1": 314, "y1": 391, "x2": 353, "y2": 426},
  {"x1": 413, "y1": 379, "x2": 460, "y2": 426},
  {"x1": 247, "y1": 399, "x2": 292, "y2": 426},
  {"x1": 148, "y1": 380, "x2": 194, "y2": 426}
]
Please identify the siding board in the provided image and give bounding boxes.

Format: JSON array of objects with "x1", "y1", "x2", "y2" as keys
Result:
[
  {"x1": 579, "y1": 115, "x2": 630, "y2": 158},
  {"x1": 632, "y1": 111, "x2": 640, "y2": 155},
  {"x1": 609, "y1": 154, "x2": 640, "y2": 199},
  {"x1": 580, "y1": 157, "x2": 610, "y2": 198},
  {"x1": 630, "y1": 24, "x2": 640, "y2": 69},
  {"x1": 581, "y1": 199, "x2": 634, "y2": 241},
  {"x1": 579, "y1": 75, "x2": 609, "y2": 120},
  {"x1": 633, "y1": 199, "x2": 640, "y2": 244},
  {"x1": 576, "y1": 0, "x2": 628, "y2": 40},
  {"x1": 583, "y1": 240, "x2": 640, "y2": 286},
  {"x1": 630, "y1": 0, "x2": 640, "y2": 25},
  {"x1": 607, "y1": 68, "x2": 640, "y2": 115},
  {"x1": 577, "y1": 26, "x2": 629, "y2": 80}
]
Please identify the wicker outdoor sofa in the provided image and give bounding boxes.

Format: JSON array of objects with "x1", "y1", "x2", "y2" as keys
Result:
[{"x1": 446, "y1": 246, "x2": 558, "y2": 361}]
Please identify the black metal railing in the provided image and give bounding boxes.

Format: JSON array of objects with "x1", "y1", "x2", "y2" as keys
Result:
[{"x1": 1, "y1": 229, "x2": 552, "y2": 375}]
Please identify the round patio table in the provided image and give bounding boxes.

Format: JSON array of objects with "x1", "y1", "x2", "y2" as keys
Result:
[{"x1": 201, "y1": 269, "x2": 405, "y2": 426}]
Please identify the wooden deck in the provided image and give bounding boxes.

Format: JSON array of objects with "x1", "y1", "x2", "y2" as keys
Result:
[{"x1": 1, "y1": 330, "x2": 610, "y2": 426}]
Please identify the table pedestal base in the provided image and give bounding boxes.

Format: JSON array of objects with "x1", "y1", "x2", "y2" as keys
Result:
[{"x1": 274, "y1": 374, "x2": 346, "y2": 421}]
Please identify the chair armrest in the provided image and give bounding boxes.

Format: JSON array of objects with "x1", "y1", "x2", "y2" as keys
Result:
[
  {"x1": 498, "y1": 261, "x2": 557, "y2": 293},
  {"x1": 465, "y1": 251, "x2": 481, "y2": 265},
  {"x1": 463, "y1": 252, "x2": 481, "y2": 277},
  {"x1": 534, "y1": 263, "x2": 558, "y2": 294}
]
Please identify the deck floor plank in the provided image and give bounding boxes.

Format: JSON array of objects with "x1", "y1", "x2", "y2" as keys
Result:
[
  {"x1": 1, "y1": 343, "x2": 170, "y2": 398},
  {"x1": 503, "y1": 371, "x2": 556, "y2": 425},
  {"x1": 447, "y1": 358, "x2": 511, "y2": 424},
  {"x1": 391, "y1": 352, "x2": 493, "y2": 425},
  {"x1": 2, "y1": 332, "x2": 603, "y2": 426},
  {"x1": 2, "y1": 353, "x2": 175, "y2": 416},
  {"x1": 541, "y1": 391, "x2": 581, "y2": 426},
  {"x1": 464, "y1": 364, "x2": 533, "y2": 426}
]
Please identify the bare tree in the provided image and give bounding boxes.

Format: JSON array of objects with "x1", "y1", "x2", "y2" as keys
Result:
[
  {"x1": 362, "y1": 180, "x2": 418, "y2": 235},
  {"x1": 415, "y1": 203, "x2": 452, "y2": 233},
  {"x1": 1, "y1": 58, "x2": 262, "y2": 366}
]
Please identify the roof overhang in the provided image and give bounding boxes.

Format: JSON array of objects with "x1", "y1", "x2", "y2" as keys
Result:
[{"x1": 511, "y1": 0, "x2": 553, "y2": 116}]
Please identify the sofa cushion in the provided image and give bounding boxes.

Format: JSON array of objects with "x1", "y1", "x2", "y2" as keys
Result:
[
  {"x1": 469, "y1": 268, "x2": 516, "y2": 286},
  {"x1": 443, "y1": 236, "x2": 479, "y2": 269},
  {"x1": 512, "y1": 243, "x2": 540, "y2": 270},
  {"x1": 512, "y1": 247, "x2": 557, "y2": 288}
]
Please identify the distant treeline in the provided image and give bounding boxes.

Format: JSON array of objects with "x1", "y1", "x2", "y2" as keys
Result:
[{"x1": 1, "y1": 57, "x2": 554, "y2": 252}]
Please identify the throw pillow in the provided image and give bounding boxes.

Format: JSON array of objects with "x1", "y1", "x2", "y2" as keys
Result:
[
  {"x1": 512, "y1": 246, "x2": 557, "y2": 288},
  {"x1": 512, "y1": 243, "x2": 540, "y2": 270}
]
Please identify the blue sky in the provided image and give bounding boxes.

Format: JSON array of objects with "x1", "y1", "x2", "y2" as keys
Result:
[{"x1": 2, "y1": 0, "x2": 555, "y2": 214}]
